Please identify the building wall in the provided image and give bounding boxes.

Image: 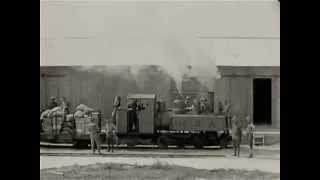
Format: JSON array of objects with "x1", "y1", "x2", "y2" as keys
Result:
[
  {"x1": 40, "y1": 66, "x2": 280, "y2": 128},
  {"x1": 40, "y1": 66, "x2": 172, "y2": 118},
  {"x1": 272, "y1": 77, "x2": 280, "y2": 128}
]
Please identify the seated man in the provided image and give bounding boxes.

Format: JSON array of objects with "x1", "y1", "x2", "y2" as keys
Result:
[
  {"x1": 199, "y1": 96, "x2": 209, "y2": 114},
  {"x1": 184, "y1": 96, "x2": 192, "y2": 108}
]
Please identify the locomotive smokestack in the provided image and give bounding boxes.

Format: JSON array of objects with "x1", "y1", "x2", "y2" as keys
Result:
[{"x1": 208, "y1": 91, "x2": 215, "y2": 113}]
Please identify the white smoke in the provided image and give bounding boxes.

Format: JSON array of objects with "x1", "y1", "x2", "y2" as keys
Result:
[{"x1": 75, "y1": 35, "x2": 219, "y2": 94}]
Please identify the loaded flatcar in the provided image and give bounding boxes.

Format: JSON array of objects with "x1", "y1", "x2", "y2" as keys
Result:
[{"x1": 40, "y1": 108, "x2": 106, "y2": 148}]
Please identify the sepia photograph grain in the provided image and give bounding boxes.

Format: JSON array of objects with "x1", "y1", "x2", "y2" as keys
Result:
[{"x1": 40, "y1": 0, "x2": 280, "y2": 179}]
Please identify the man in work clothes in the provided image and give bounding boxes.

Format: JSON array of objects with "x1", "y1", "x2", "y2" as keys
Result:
[
  {"x1": 127, "y1": 99, "x2": 138, "y2": 132},
  {"x1": 48, "y1": 97, "x2": 58, "y2": 110},
  {"x1": 224, "y1": 100, "x2": 232, "y2": 129},
  {"x1": 106, "y1": 120, "x2": 117, "y2": 152},
  {"x1": 88, "y1": 117, "x2": 102, "y2": 155},
  {"x1": 112, "y1": 96, "x2": 121, "y2": 125},
  {"x1": 246, "y1": 116, "x2": 255, "y2": 158},
  {"x1": 231, "y1": 116, "x2": 242, "y2": 157}
]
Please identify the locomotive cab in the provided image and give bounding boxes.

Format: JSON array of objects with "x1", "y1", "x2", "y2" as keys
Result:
[{"x1": 116, "y1": 94, "x2": 157, "y2": 135}]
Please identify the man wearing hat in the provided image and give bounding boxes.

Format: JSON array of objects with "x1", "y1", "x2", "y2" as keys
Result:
[
  {"x1": 88, "y1": 117, "x2": 102, "y2": 155},
  {"x1": 184, "y1": 96, "x2": 192, "y2": 108},
  {"x1": 106, "y1": 119, "x2": 117, "y2": 152},
  {"x1": 48, "y1": 97, "x2": 58, "y2": 110},
  {"x1": 231, "y1": 116, "x2": 242, "y2": 157}
]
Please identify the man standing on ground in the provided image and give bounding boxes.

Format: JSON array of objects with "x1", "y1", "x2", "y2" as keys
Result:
[
  {"x1": 88, "y1": 117, "x2": 102, "y2": 155},
  {"x1": 231, "y1": 116, "x2": 242, "y2": 157},
  {"x1": 106, "y1": 120, "x2": 117, "y2": 152},
  {"x1": 246, "y1": 116, "x2": 255, "y2": 158}
]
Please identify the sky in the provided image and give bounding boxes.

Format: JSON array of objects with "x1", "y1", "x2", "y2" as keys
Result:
[{"x1": 40, "y1": 0, "x2": 280, "y2": 67}]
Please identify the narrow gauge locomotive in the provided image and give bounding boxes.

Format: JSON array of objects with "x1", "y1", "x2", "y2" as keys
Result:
[
  {"x1": 116, "y1": 93, "x2": 231, "y2": 149},
  {"x1": 40, "y1": 93, "x2": 232, "y2": 149}
]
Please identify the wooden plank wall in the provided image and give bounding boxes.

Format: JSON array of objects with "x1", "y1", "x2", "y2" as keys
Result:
[
  {"x1": 40, "y1": 67, "x2": 172, "y2": 120},
  {"x1": 213, "y1": 77, "x2": 251, "y2": 119},
  {"x1": 40, "y1": 66, "x2": 280, "y2": 128}
]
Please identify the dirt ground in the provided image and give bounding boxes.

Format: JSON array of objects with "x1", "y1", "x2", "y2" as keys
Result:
[{"x1": 40, "y1": 161, "x2": 280, "y2": 180}]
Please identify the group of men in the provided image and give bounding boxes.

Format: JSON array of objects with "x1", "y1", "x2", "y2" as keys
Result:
[
  {"x1": 224, "y1": 102, "x2": 255, "y2": 158},
  {"x1": 127, "y1": 99, "x2": 145, "y2": 132},
  {"x1": 178, "y1": 95, "x2": 256, "y2": 158},
  {"x1": 183, "y1": 95, "x2": 210, "y2": 114},
  {"x1": 88, "y1": 118, "x2": 117, "y2": 155}
]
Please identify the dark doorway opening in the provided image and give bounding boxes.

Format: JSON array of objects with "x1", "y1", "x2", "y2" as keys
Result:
[{"x1": 253, "y1": 78, "x2": 272, "y2": 125}]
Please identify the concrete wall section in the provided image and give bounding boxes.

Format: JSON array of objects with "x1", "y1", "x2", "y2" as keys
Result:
[
  {"x1": 213, "y1": 77, "x2": 252, "y2": 119},
  {"x1": 272, "y1": 77, "x2": 280, "y2": 128}
]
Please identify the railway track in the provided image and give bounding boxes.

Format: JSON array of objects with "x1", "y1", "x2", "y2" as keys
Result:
[
  {"x1": 40, "y1": 152, "x2": 227, "y2": 158},
  {"x1": 40, "y1": 141, "x2": 233, "y2": 158},
  {"x1": 40, "y1": 141, "x2": 231, "y2": 150}
]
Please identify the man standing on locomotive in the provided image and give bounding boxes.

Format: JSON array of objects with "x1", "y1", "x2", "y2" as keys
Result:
[
  {"x1": 184, "y1": 96, "x2": 192, "y2": 108},
  {"x1": 127, "y1": 99, "x2": 138, "y2": 132},
  {"x1": 112, "y1": 96, "x2": 121, "y2": 125},
  {"x1": 88, "y1": 117, "x2": 102, "y2": 155},
  {"x1": 224, "y1": 100, "x2": 232, "y2": 129}
]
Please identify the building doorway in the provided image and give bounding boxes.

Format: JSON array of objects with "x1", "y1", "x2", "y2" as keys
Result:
[{"x1": 253, "y1": 78, "x2": 272, "y2": 125}]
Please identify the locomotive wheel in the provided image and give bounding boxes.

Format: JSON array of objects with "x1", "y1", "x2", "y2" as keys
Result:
[
  {"x1": 75, "y1": 141, "x2": 89, "y2": 149},
  {"x1": 195, "y1": 144, "x2": 203, "y2": 149},
  {"x1": 157, "y1": 136, "x2": 168, "y2": 149},
  {"x1": 126, "y1": 139, "x2": 135, "y2": 149},
  {"x1": 193, "y1": 137, "x2": 204, "y2": 149},
  {"x1": 219, "y1": 136, "x2": 229, "y2": 149}
]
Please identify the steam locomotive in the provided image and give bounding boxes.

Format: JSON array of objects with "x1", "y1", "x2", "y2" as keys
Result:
[{"x1": 40, "y1": 92, "x2": 232, "y2": 149}]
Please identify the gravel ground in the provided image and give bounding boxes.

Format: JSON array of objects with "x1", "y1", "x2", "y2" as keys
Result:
[
  {"x1": 40, "y1": 155, "x2": 280, "y2": 173},
  {"x1": 41, "y1": 162, "x2": 280, "y2": 180}
]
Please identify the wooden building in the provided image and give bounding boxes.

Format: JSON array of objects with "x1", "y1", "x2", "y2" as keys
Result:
[{"x1": 40, "y1": 65, "x2": 280, "y2": 128}]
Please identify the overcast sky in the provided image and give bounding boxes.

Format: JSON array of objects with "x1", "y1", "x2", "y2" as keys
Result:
[{"x1": 40, "y1": 1, "x2": 280, "y2": 66}]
